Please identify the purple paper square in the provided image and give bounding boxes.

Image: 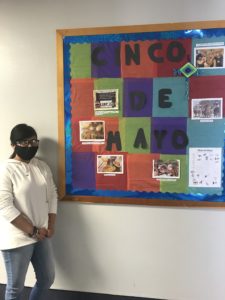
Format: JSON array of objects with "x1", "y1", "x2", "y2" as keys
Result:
[
  {"x1": 72, "y1": 152, "x2": 96, "y2": 189},
  {"x1": 91, "y1": 42, "x2": 121, "y2": 78},
  {"x1": 124, "y1": 78, "x2": 153, "y2": 117},
  {"x1": 151, "y1": 117, "x2": 188, "y2": 154}
]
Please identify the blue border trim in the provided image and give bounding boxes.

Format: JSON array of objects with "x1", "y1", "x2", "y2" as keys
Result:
[
  {"x1": 63, "y1": 28, "x2": 225, "y2": 202},
  {"x1": 63, "y1": 41, "x2": 73, "y2": 188},
  {"x1": 63, "y1": 28, "x2": 225, "y2": 45}
]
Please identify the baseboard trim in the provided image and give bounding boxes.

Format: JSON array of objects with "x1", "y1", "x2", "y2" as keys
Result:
[{"x1": 0, "y1": 284, "x2": 165, "y2": 300}]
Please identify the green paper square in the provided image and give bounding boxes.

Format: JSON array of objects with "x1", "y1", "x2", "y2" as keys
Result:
[
  {"x1": 160, "y1": 155, "x2": 188, "y2": 193},
  {"x1": 120, "y1": 117, "x2": 151, "y2": 153},
  {"x1": 70, "y1": 44, "x2": 91, "y2": 78},
  {"x1": 94, "y1": 78, "x2": 123, "y2": 117}
]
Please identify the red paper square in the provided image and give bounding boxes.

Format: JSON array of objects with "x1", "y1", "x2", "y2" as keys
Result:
[
  {"x1": 71, "y1": 78, "x2": 94, "y2": 118},
  {"x1": 127, "y1": 153, "x2": 160, "y2": 192},
  {"x1": 189, "y1": 76, "x2": 225, "y2": 117},
  {"x1": 96, "y1": 152, "x2": 127, "y2": 191}
]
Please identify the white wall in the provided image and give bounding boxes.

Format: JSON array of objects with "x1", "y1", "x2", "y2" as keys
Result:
[{"x1": 1, "y1": 1, "x2": 225, "y2": 299}]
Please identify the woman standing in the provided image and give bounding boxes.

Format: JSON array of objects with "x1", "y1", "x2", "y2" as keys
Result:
[{"x1": 0, "y1": 123, "x2": 58, "y2": 300}]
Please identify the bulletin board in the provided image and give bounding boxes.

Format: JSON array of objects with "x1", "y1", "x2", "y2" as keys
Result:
[{"x1": 57, "y1": 20, "x2": 225, "y2": 207}]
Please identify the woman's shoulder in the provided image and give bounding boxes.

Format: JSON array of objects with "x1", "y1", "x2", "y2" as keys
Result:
[
  {"x1": 31, "y1": 157, "x2": 48, "y2": 168},
  {"x1": 31, "y1": 157, "x2": 52, "y2": 174},
  {"x1": 0, "y1": 158, "x2": 21, "y2": 168},
  {"x1": 0, "y1": 159, "x2": 21, "y2": 176}
]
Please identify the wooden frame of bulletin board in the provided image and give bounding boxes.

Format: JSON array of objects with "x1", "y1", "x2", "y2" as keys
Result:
[{"x1": 57, "y1": 20, "x2": 225, "y2": 207}]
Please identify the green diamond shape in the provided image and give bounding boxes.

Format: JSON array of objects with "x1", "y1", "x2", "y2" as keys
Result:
[{"x1": 180, "y1": 62, "x2": 197, "y2": 78}]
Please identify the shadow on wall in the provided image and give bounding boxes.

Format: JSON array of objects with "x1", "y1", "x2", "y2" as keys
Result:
[
  {"x1": 37, "y1": 137, "x2": 58, "y2": 183},
  {"x1": 52, "y1": 203, "x2": 103, "y2": 290}
]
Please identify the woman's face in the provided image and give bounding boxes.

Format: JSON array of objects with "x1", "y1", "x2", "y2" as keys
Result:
[
  {"x1": 12, "y1": 135, "x2": 39, "y2": 162},
  {"x1": 13, "y1": 135, "x2": 38, "y2": 147}
]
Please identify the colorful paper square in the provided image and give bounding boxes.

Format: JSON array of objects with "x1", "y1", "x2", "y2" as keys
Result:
[
  {"x1": 156, "y1": 39, "x2": 192, "y2": 77},
  {"x1": 153, "y1": 77, "x2": 188, "y2": 117},
  {"x1": 189, "y1": 76, "x2": 225, "y2": 117},
  {"x1": 160, "y1": 154, "x2": 188, "y2": 193},
  {"x1": 70, "y1": 44, "x2": 91, "y2": 78},
  {"x1": 151, "y1": 117, "x2": 188, "y2": 154},
  {"x1": 123, "y1": 78, "x2": 153, "y2": 117},
  {"x1": 94, "y1": 78, "x2": 123, "y2": 117},
  {"x1": 72, "y1": 152, "x2": 96, "y2": 189},
  {"x1": 71, "y1": 79, "x2": 94, "y2": 118},
  {"x1": 96, "y1": 152, "x2": 127, "y2": 191},
  {"x1": 121, "y1": 41, "x2": 158, "y2": 78},
  {"x1": 127, "y1": 153, "x2": 160, "y2": 192},
  {"x1": 187, "y1": 118, "x2": 225, "y2": 148},
  {"x1": 120, "y1": 117, "x2": 151, "y2": 153},
  {"x1": 91, "y1": 42, "x2": 121, "y2": 78}
]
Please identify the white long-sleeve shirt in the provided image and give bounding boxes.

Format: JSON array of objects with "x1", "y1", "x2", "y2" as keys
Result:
[{"x1": 0, "y1": 157, "x2": 58, "y2": 250}]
